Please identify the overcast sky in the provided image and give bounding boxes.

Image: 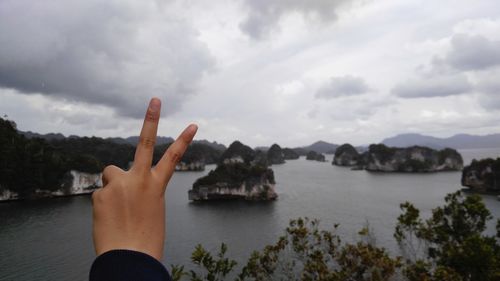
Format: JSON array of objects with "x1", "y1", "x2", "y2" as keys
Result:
[{"x1": 1, "y1": 0, "x2": 500, "y2": 147}]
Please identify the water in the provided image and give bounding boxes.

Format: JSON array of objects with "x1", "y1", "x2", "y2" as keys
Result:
[{"x1": 1, "y1": 148, "x2": 499, "y2": 280}]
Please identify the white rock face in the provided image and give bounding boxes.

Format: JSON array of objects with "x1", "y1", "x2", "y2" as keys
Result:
[
  {"x1": 188, "y1": 183, "x2": 277, "y2": 201},
  {"x1": 0, "y1": 188, "x2": 19, "y2": 201},
  {"x1": 176, "y1": 161, "x2": 205, "y2": 171},
  {"x1": 60, "y1": 170, "x2": 102, "y2": 195},
  {"x1": 223, "y1": 156, "x2": 244, "y2": 164}
]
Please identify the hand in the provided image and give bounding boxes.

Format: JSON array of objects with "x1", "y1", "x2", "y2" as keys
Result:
[{"x1": 92, "y1": 97, "x2": 197, "y2": 260}]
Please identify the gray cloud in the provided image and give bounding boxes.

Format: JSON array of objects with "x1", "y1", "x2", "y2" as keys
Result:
[
  {"x1": 392, "y1": 74, "x2": 471, "y2": 98},
  {"x1": 478, "y1": 94, "x2": 500, "y2": 111},
  {"x1": 445, "y1": 34, "x2": 500, "y2": 71},
  {"x1": 239, "y1": 0, "x2": 349, "y2": 39},
  {"x1": 0, "y1": 0, "x2": 214, "y2": 118},
  {"x1": 476, "y1": 71, "x2": 500, "y2": 111},
  {"x1": 315, "y1": 75, "x2": 370, "y2": 99},
  {"x1": 477, "y1": 74, "x2": 500, "y2": 95}
]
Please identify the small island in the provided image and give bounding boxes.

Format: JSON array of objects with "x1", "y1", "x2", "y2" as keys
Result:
[
  {"x1": 462, "y1": 158, "x2": 500, "y2": 194},
  {"x1": 333, "y1": 143, "x2": 359, "y2": 166},
  {"x1": 266, "y1": 144, "x2": 285, "y2": 165},
  {"x1": 188, "y1": 141, "x2": 277, "y2": 201},
  {"x1": 306, "y1": 150, "x2": 326, "y2": 162}
]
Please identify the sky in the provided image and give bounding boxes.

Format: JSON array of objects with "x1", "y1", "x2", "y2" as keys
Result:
[{"x1": 1, "y1": 0, "x2": 500, "y2": 147}]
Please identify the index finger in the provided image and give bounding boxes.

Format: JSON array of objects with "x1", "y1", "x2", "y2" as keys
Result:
[{"x1": 133, "y1": 98, "x2": 161, "y2": 171}]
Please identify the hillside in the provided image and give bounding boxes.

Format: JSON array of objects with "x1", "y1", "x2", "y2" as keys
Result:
[
  {"x1": 382, "y1": 133, "x2": 500, "y2": 149},
  {"x1": 296, "y1": 140, "x2": 338, "y2": 154}
]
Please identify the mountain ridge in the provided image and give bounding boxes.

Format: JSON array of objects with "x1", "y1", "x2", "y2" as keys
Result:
[{"x1": 382, "y1": 133, "x2": 500, "y2": 149}]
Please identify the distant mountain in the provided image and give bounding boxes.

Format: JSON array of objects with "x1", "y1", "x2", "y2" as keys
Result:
[
  {"x1": 19, "y1": 130, "x2": 226, "y2": 151},
  {"x1": 19, "y1": 131, "x2": 66, "y2": 141},
  {"x1": 106, "y1": 136, "x2": 174, "y2": 146},
  {"x1": 382, "y1": 133, "x2": 500, "y2": 149},
  {"x1": 297, "y1": 141, "x2": 339, "y2": 154},
  {"x1": 192, "y1": 139, "x2": 226, "y2": 152}
]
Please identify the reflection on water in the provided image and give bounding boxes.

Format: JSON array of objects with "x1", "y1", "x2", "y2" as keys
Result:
[{"x1": 1, "y1": 148, "x2": 499, "y2": 280}]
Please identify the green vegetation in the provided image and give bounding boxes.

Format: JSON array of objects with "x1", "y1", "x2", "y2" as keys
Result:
[
  {"x1": 266, "y1": 144, "x2": 285, "y2": 164},
  {"x1": 0, "y1": 117, "x2": 134, "y2": 197},
  {"x1": 0, "y1": 118, "x2": 67, "y2": 197},
  {"x1": 437, "y1": 148, "x2": 462, "y2": 166},
  {"x1": 219, "y1": 141, "x2": 256, "y2": 164},
  {"x1": 401, "y1": 159, "x2": 433, "y2": 171},
  {"x1": 334, "y1": 143, "x2": 359, "y2": 159},
  {"x1": 50, "y1": 137, "x2": 135, "y2": 172},
  {"x1": 282, "y1": 148, "x2": 299, "y2": 160},
  {"x1": 395, "y1": 191, "x2": 500, "y2": 280},
  {"x1": 171, "y1": 191, "x2": 500, "y2": 281},
  {"x1": 0, "y1": 117, "x2": 224, "y2": 198},
  {"x1": 193, "y1": 163, "x2": 274, "y2": 190},
  {"x1": 368, "y1": 144, "x2": 397, "y2": 164},
  {"x1": 366, "y1": 144, "x2": 463, "y2": 172},
  {"x1": 306, "y1": 151, "x2": 325, "y2": 162},
  {"x1": 153, "y1": 142, "x2": 223, "y2": 165},
  {"x1": 462, "y1": 158, "x2": 500, "y2": 192}
]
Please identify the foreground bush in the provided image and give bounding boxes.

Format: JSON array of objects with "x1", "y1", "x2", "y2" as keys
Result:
[{"x1": 172, "y1": 192, "x2": 500, "y2": 281}]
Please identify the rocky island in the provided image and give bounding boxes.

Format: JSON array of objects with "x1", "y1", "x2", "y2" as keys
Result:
[
  {"x1": 333, "y1": 143, "x2": 359, "y2": 166},
  {"x1": 282, "y1": 148, "x2": 300, "y2": 160},
  {"x1": 266, "y1": 144, "x2": 285, "y2": 165},
  {"x1": 188, "y1": 141, "x2": 277, "y2": 201},
  {"x1": 462, "y1": 158, "x2": 500, "y2": 193},
  {"x1": 306, "y1": 150, "x2": 326, "y2": 162},
  {"x1": 332, "y1": 142, "x2": 463, "y2": 172},
  {"x1": 363, "y1": 144, "x2": 463, "y2": 172}
]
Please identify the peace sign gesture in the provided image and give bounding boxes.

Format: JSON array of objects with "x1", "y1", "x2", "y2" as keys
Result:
[{"x1": 92, "y1": 98, "x2": 197, "y2": 261}]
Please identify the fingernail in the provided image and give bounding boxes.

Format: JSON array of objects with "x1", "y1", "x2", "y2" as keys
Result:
[
  {"x1": 188, "y1": 124, "x2": 198, "y2": 135},
  {"x1": 149, "y1": 98, "x2": 161, "y2": 112},
  {"x1": 185, "y1": 124, "x2": 198, "y2": 142}
]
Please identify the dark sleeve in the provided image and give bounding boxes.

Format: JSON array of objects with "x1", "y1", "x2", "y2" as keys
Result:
[{"x1": 89, "y1": 249, "x2": 172, "y2": 281}]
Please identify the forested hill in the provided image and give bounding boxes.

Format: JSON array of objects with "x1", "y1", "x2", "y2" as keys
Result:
[{"x1": 0, "y1": 118, "x2": 224, "y2": 197}]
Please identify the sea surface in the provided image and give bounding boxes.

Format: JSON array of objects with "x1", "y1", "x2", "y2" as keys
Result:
[{"x1": 1, "y1": 148, "x2": 500, "y2": 280}]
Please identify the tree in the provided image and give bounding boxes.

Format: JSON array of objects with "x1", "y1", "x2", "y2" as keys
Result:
[
  {"x1": 172, "y1": 218, "x2": 401, "y2": 281},
  {"x1": 395, "y1": 191, "x2": 500, "y2": 280}
]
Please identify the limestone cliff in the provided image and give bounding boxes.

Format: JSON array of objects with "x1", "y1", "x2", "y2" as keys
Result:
[
  {"x1": 176, "y1": 161, "x2": 205, "y2": 171},
  {"x1": 462, "y1": 158, "x2": 500, "y2": 193},
  {"x1": 363, "y1": 144, "x2": 463, "y2": 172},
  {"x1": 0, "y1": 170, "x2": 101, "y2": 201},
  {"x1": 189, "y1": 141, "x2": 277, "y2": 201}
]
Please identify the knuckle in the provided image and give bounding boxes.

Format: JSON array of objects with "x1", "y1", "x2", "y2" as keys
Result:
[
  {"x1": 145, "y1": 108, "x2": 159, "y2": 122},
  {"x1": 102, "y1": 165, "x2": 115, "y2": 175},
  {"x1": 166, "y1": 148, "x2": 182, "y2": 164},
  {"x1": 139, "y1": 136, "x2": 156, "y2": 149}
]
